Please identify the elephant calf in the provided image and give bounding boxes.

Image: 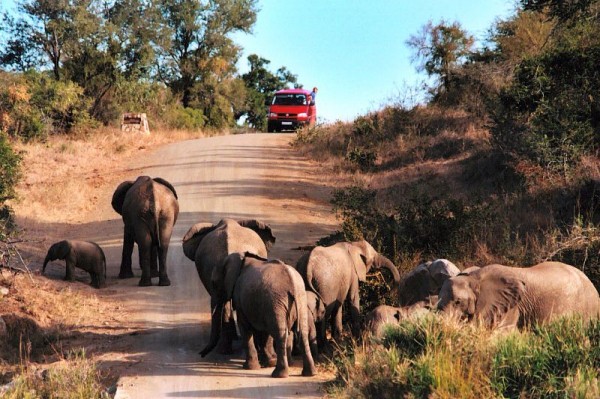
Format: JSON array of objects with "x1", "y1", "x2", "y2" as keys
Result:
[
  {"x1": 43, "y1": 240, "x2": 106, "y2": 289},
  {"x1": 364, "y1": 304, "x2": 429, "y2": 337}
]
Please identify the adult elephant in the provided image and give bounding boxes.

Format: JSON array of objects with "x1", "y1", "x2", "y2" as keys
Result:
[
  {"x1": 437, "y1": 262, "x2": 600, "y2": 329},
  {"x1": 112, "y1": 176, "x2": 179, "y2": 287},
  {"x1": 207, "y1": 252, "x2": 316, "y2": 378},
  {"x1": 295, "y1": 240, "x2": 401, "y2": 346},
  {"x1": 182, "y1": 218, "x2": 275, "y2": 355},
  {"x1": 398, "y1": 259, "x2": 460, "y2": 306}
]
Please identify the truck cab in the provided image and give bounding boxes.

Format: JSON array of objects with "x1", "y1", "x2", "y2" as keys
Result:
[{"x1": 267, "y1": 89, "x2": 316, "y2": 132}]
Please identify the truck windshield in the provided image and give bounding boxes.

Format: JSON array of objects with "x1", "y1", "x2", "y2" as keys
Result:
[{"x1": 272, "y1": 94, "x2": 307, "y2": 106}]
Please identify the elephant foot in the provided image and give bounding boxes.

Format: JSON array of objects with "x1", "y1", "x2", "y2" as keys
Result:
[
  {"x1": 271, "y1": 366, "x2": 289, "y2": 378},
  {"x1": 243, "y1": 359, "x2": 260, "y2": 370},
  {"x1": 302, "y1": 366, "x2": 316, "y2": 377},
  {"x1": 119, "y1": 271, "x2": 135, "y2": 279},
  {"x1": 138, "y1": 278, "x2": 152, "y2": 287},
  {"x1": 158, "y1": 277, "x2": 171, "y2": 286},
  {"x1": 150, "y1": 270, "x2": 160, "y2": 278},
  {"x1": 260, "y1": 356, "x2": 277, "y2": 368}
]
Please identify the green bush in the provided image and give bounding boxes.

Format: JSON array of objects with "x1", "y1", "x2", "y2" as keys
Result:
[
  {"x1": 491, "y1": 48, "x2": 600, "y2": 173},
  {"x1": 165, "y1": 106, "x2": 206, "y2": 130}
]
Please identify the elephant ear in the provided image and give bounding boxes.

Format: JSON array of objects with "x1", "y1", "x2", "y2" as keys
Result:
[
  {"x1": 111, "y1": 181, "x2": 134, "y2": 215},
  {"x1": 182, "y1": 222, "x2": 216, "y2": 261},
  {"x1": 476, "y1": 275, "x2": 525, "y2": 328},
  {"x1": 238, "y1": 219, "x2": 276, "y2": 250},
  {"x1": 347, "y1": 244, "x2": 367, "y2": 282},
  {"x1": 56, "y1": 240, "x2": 72, "y2": 259},
  {"x1": 153, "y1": 177, "x2": 178, "y2": 200}
]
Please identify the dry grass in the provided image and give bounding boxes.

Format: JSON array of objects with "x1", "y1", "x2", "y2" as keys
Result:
[{"x1": 10, "y1": 126, "x2": 220, "y2": 224}]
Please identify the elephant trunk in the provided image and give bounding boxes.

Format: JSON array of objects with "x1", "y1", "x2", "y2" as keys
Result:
[
  {"x1": 42, "y1": 255, "x2": 51, "y2": 274},
  {"x1": 375, "y1": 254, "x2": 401, "y2": 286},
  {"x1": 200, "y1": 300, "x2": 224, "y2": 357}
]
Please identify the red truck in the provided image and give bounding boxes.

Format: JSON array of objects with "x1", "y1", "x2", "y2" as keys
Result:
[{"x1": 267, "y1": 88, "x2": 316, "y2": 132}]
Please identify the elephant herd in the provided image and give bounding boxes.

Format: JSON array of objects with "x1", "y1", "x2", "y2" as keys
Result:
[{"x1": 41, "y1": 175, "x2": 600, "y2": 379}]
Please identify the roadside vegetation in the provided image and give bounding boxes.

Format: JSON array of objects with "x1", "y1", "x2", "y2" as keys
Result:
[
  {"x1": 330, "y1": 315, "x2": 600, "y2": 399},
  {"x1": 294, "y1": 0, "x2": 600, "y2": 396}
]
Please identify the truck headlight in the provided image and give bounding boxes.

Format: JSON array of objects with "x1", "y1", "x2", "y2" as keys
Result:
[
  {"x1": 268, "y1": 113, "x2": 277, "y2": 118},
  {"x1": 297, "y1": 113, "x2": 307, "y2": 118}
]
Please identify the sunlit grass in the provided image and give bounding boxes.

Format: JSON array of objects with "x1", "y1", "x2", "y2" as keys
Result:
[{"x1": 328, "y1": 314, "x2": 600, "y2": 398}]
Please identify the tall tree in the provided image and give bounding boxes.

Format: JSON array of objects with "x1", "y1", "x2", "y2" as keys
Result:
[
  {"x1": 407, "y1": 20, "x2": 474, "y2": 99},
  {"x1": 239, "y1": 54, "x2": 299, "y2": 130},
  {"x1": 154, "y1": 0, "x2": 257, "y2": 126},
  {"x1": 0, "y1": 0, "x2": 79, "y2": 80}
]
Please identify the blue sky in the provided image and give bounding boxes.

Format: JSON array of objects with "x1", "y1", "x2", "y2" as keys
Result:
[
  {"x1": 1, "y1": 0, "x2": 516, "y2": 123},
  {"x1": 234, "y1": 0, "x2": 516, "y2": 122}
]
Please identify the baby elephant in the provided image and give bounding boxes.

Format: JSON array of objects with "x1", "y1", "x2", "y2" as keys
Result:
[
  {"x1": 364, "y1": 303, "x2": 429, "y2": 337},
  {"x1": 43, "y1": 240, "x2": 107, "y2": 289}
]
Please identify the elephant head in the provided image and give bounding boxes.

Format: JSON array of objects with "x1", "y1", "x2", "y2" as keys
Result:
[
  {"x1": 346, "y1": 240, "x2": 401, "y2": 285},
  {"x1": 42, "y1": 240, "x2": 71, "y2": 273},
  {"x1": 111, "y1": 176, "x2": 178, "y2": 215},
  {"x1": 437, "y1": 268, "x2": 525, "y2": 327},
  {"x1": 398, "y1": 259, "x2": 460, "y2": 306}
]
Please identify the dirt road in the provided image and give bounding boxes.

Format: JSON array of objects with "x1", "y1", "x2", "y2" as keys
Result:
[{"x1": 78, "y1": 133, "x2": 338, "y2": 398}]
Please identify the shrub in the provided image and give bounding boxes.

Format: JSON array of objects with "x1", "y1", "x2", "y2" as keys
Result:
[
  {"x1": 164, "y1": 106, "x2": 206, "y2": 131},
  {"x1": 491, "y1": 48, "x2": 600, "y2": 174}
]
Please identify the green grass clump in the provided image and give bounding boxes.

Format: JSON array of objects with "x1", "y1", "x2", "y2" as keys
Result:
[{"x1": 329, "y1": 315, "x2": 600, "y2": 398}]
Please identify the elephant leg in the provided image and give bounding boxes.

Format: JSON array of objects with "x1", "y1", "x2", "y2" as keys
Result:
[
  {"x1": 300, "y1": 328, "x2": 317, "y2": 377},
  {"x1": 150, "y1": 245, "x2": 159, "y2": 278},
  {"x1": 157, "y1": 228, "x2": 172, "y2": 286},
  {"x1": 257, "y1": 333, "x2": 277, "y2": 367},
  {"x1": 348, "y1": 285, "x2": 362, "y2": 338},
  {"x1": 90, "y1": 272, "x2": 98, "y2": 288},
  {"x1": 157, "y1": 245, "x2": 170, "y2": 286},
  {"x1": 215, "y1": 300, "x2": 234, "y2": 355},
  {"x1": 64, "y1": 259, "x2": 75, "y2": 281},
  {"x1": 331, "y1": 304, "x2": 343, "y2": 342},
  {"x1": 119, "y1": 227, "x2": 135, "y2": 279},
  {"x1": 238, "y1": 315, "x2": 260, "y2": 370},
  {"x1": 272, "y1": 327, "x2": 290, "y2": 378},
  {"x1": 137, "y1": 236, "x2": 153, "y2": 287}
]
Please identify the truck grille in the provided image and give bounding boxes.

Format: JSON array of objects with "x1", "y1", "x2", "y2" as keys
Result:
[{"x1": 277, "y1": 113, "x2": 297, "y2": 117}]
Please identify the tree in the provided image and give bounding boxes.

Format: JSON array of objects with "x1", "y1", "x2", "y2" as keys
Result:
[
  {"x1": 239, "y1": 54, "x2": 299, "y2": 130},
  {"x1": 406, "y1": 20, "x2": 474, "y2": 100},
  {"x1": 154, "y1": 0, "x2": 257, "y2": 127}
]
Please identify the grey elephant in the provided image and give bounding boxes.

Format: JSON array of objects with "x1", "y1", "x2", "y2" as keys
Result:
[
  {"x1": 437, "y1": 261, "x2": 600, "y2": 329},
  {"x1": 112, "y1": 176, "x2": 179, "y2": 287},
  {"x1": 398, "y1": 259, "x2": 460, "y2": 306},
  {"x1": 364, "y1": 303, "x2": 429, "y2": 337},
  {"x1": 207, "y1": 252, "x2": 316, "y2": 378},
  {"x1": 182, "y1": 218, "x2": 275, "y2": 355},
  {"x1": 295, "y1": 240, "x2": 401, "y2": 347},
  {"x1": 42, "y1": 240, "x2": 106, "y2": 289}
]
